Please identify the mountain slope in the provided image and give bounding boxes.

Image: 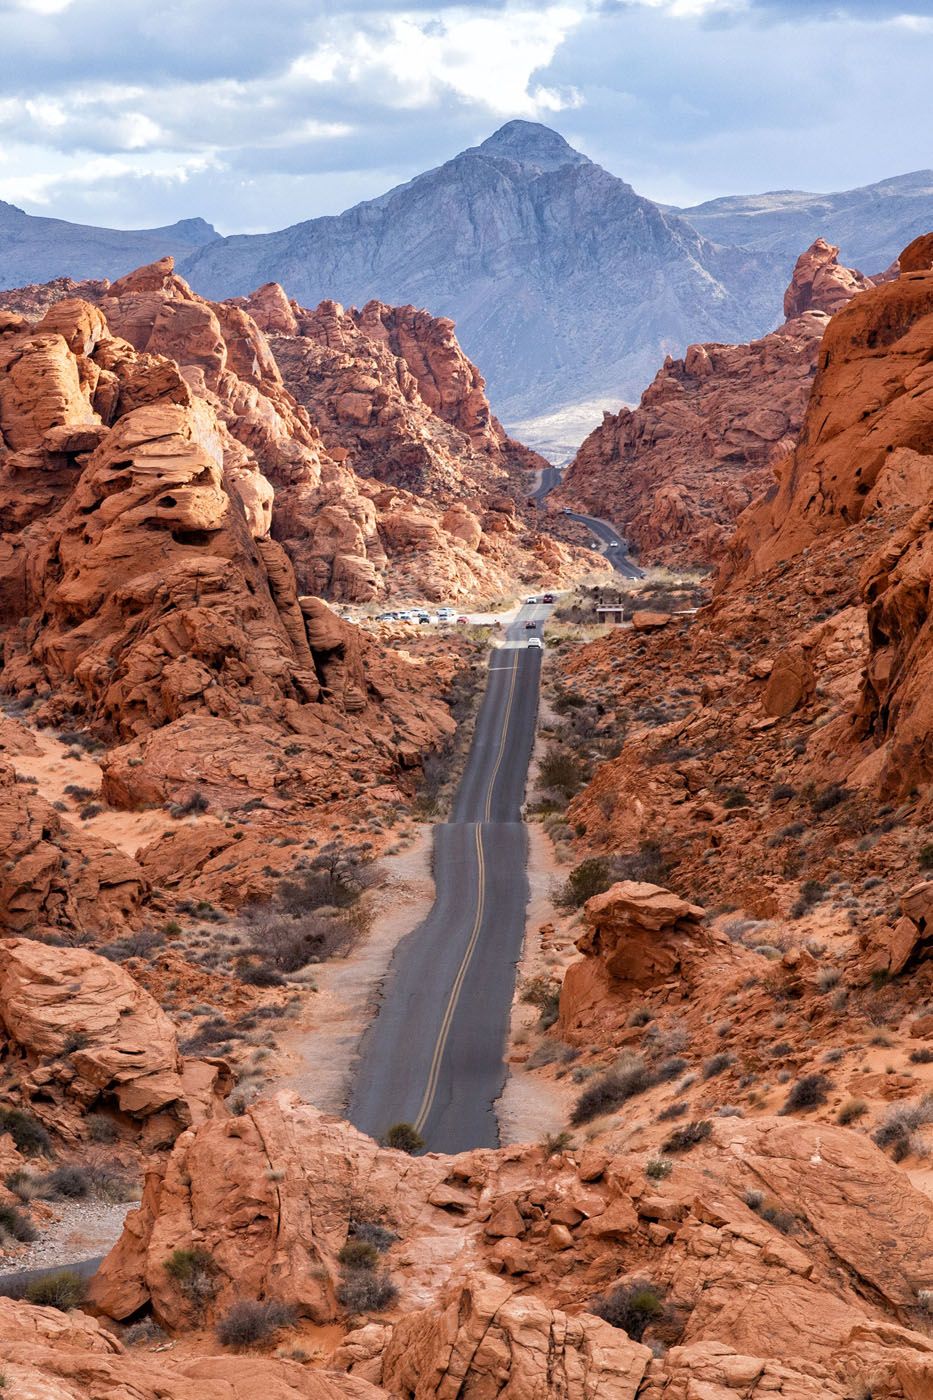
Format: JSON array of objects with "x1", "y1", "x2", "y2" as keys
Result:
[
  {"x1": 0, "y1": 199, "x2": 219, "y2": 285},
  {"x1": 674, "y1": 169, "x2": 933, "y2": 270},
  {"x1": 179, "y1": 122, "x2": 783, "y2": 428}
]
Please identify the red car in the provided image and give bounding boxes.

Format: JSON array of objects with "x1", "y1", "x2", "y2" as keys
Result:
[{"x1": 542, "y1": 593, "x2": 555, "y2": 603}]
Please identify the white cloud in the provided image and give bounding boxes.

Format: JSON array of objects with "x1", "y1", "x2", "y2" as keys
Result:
[{"x1": 292, "y1": 5, "x2": 588, "y2": 115}]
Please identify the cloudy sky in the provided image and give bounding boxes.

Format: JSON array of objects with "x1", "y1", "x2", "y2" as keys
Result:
[{"x1": 0, "y1": 0, "x2": 930, "y2": 233}]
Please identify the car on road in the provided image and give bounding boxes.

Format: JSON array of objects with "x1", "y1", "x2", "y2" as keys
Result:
[
  {"x1": 456, "y1": 615, "x2": 470, "y2": 625},
  {"x1": 524, "y1": 619, "x2": 537, "y2": 629},
  {"x1": 527, "y1": 637, "x2": 544, "y2": 650},
  {"x1": 436, "y1": 607, "x2": 454, "y2": 620},
  {"x1": 541, "y1": 593, "x2": 555, "y2": 603},
  {"x1": 608, "y1": 541, "x2": 620, "y2": 549},
  {"x1": 525, "y1": 596, "x2": 538, "y2": 604},
  {"x1": 417, "y1": 613, "x2": 431, "y2": 623},
  {"x1": 561, "y1": 507, "x2": 572, "y2": 515}
]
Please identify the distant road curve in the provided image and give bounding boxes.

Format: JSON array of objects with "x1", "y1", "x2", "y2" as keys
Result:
[{"x1": 530, "y1": 465, "x2": 644, "y2": 579}]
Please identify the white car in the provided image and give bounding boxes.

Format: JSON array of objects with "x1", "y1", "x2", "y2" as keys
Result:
[
  {"x1": 525, "y1": 596, "x2": 538, "y2": 604},
  {"x1": 527, "y1": 637, "x2": 544, "y2": 650},
  {"x1": 608, "y1": 541, "x2": 620, "y2": 549}
]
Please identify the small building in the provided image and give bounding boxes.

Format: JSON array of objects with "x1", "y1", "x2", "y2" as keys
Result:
[{"x1": 596, "y1": 605, "x2": 628, "y2": 625}]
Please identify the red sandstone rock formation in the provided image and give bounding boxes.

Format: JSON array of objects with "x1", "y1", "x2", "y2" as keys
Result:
[
  {"x1": 89, "y1": 1091, "x2": 933, "y2": 1397},
  {"x1": 557, "y1": 240, "x2": 873, "y2": 566}
]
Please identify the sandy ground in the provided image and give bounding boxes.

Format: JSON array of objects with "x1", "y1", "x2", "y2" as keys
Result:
[
  {"x1": 279, "y1": 824, "x2": 437, "y2": 1115},
  {"x1": 2, "y1": 714, "x2": 204, "y2": 858},
  {"x1": 0, "y1": 1202, "x2": 134, "y2": 1276}
]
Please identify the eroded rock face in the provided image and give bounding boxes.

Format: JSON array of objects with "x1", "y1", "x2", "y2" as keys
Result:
[
  {"x1": 0, "y1": 939, "x2": 228, "y2": 1145},
  {"x1": 0, "y1": 759, "x2": 144, "y2": 938},
  {"x1": 728, "y1": 241, "x2": 933, "y2": 795},
  {"x1": 0, "y1": 1296, "x2": 383, "y2": 1399},
  {"x1": 558, "y1": 241, "x2": 872, "y2": 566},
  {"x1": 90, "y1": 1092, "x2": 933, "y2": 1399}
]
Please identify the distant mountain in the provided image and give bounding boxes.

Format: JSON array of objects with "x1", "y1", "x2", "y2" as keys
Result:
[
  {"x1": 2, "y1": 126, "x2": 931, "y2": 452},
  {"x1": 177, "y1": 122, "x2": 785, "y2": 435},
  {"x1": 672, "y1": 170, "x2": 933, "y2": 271},
  {"x1": 0, "y1": 201, "x2": 219, "y2": 285}
]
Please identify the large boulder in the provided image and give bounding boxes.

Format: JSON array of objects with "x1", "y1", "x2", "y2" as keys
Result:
[{"x1": 0, "y1": 939, "x2": 228, "y2": 1144}]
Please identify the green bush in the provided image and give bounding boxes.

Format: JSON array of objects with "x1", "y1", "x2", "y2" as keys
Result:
[
  {"x1": 571, "y1": 1061, "x2": 653, "y2": 1125},
  {"x1": 559, "y1": 857, "x2": 613, "y2": 909},
  {"x1": 164, "y1": 1247, "x2": 219, "y2": 1307},
  {"x1": 215, "y1": 1299, "x2": 295, "y2": 1348},
  {"x1": 592, "y1": 1280, "x2": 668, "y2": 1340},
  {"x1": 336, "y1": 1269, "x2": 398, "y2": 1313},
  {"x1": 662, "y1": 1119, "x2": 712, "y2": 1154},
  {"x1": 338, "y1": 1240, "x2": 379, "y2": 1271},
  {"x1": 0, "y1": 1108, "x2": 52, "y2": 1157},
  {"x1": 383, "y1": 1123, "x2": 424, "y2": 1154},
  {"x1": 24, "y1": 1271, "x2": 85, "y2": 1310},
  {"x1": 0, "y1": 1202, "x2": 37, "y2": 1242}
]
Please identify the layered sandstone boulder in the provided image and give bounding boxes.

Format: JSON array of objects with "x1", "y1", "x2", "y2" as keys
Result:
[
  {"x1": 558, "y1": 240, "x2": 873, "y2": 566},
  {"x1": 0, "y1": 1296, "x2": 383, "y2": 1399},
  {"x1": 0, "y1": 759, "x2": 144, "y2": 938},
  {"x1": 0, "y1": 939, "x2": 229, "y2": 1145}
]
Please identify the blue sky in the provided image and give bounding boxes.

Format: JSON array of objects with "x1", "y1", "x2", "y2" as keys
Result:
[{"x1": 0, "y1": 0, "x2": 929, "y2": 232}]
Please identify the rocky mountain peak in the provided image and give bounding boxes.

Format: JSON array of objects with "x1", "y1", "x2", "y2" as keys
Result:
[{"x1": 473, "y1": 119, "x2": 590, "y2": 173}]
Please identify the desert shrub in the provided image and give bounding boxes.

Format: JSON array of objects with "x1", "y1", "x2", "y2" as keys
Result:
[
  {"x1": 722, "y1": 786, "x2": 751, "y2": 809},
  {"x1": 42, "y1": 1162, "x2": 134, "y2": 1203},
  {"x1": 662, "y1": 1119, "x2": 712, "y2": 1154},
  {"x1": 122, "y1": 1318, "x2": 167, "y2": 1346},
  {"x1": 24, "y1": 1271, "x2": 85, "y2": 1310},
  {"x1": 811, "y1": 783, "x2": 850, "y2": 814},
  {"x1": 592, "y1": 1280, "x2": 668, "y2": 1341},
  {"x1": 276, "y1": 844, "x2": 373, "y2": 913},
  {"x1": 383, "y1": 1123, "x2": 424, "y2": 1154},
  {"x1": 790, "y1": 880, "x2": 827, "y2": 919},
  {"x1": 837, "y1": 1098, "x2": 867, "y2": 1126},
  {"x1": 571, "y1": 1060, "x2": 653, "y2": 1125},
  {"x1": 176, "y1": 790, "x2": 209, "y2": 815},
  {"x1": 771, "y1": 784, "x2": 796, "y2": 801},
  {"x1": 5, "y1": 1170, "x2": 36, "y2": 1200},
  {"x1": 817, "y1": 967, "x2": 841, "y2": 992},
  {"x1": 0, "y1": 1202, "x2": 37, "y2": 1242},
  {"x1": 655, "y1": 1057, "x2": 688, "y2": 1082},
  {"x1": 779, "y1": 1074, "x2": 830, "y2": 1114},
  {"x1": 239, "y1": 965, "x2": 286, "y2": 987},
  {"x1": 337, "y1": 1269, "x2": 398, "y2": 1313},
  {"x1": 872, "y1": 1096, "x2": 933, "y2": 1160},
  {"x1": 538, "y1": 747, "x2": 586, "y2": 799},
  {"x1": 338, "y1": 1240, "x2": 379, "y2": 1271},
  {"x1": 614, "y1": 840, "x2": 670, "y2": 885},
  {"x1": 41, "y1": 1165, "x2": 91, "y2": 1199},
  {"x1": 164, "y1": 1247, "x2": 219, "y2": 1307},
  {"x1": 216, "y1": 1299, "x2": 296, "y2": 1348},
  {"x1": 542, "y1": 1130, "x2": 575, "y2": 1156},
  {"x1": 0, "y1": 1108, "x2": 52, "y2": 1157},
  {"x1": 919, "y1": 843, "x2": 933, "y2": 871},
  {"x1": 520, "y1": 975, "x2": 561, "y2": 1028},
  {"x1": 85, "y1": 1113, "x2": 119, "y2": 1143},
  {"x1": 702, "y1": 1052, "x2": 734, "y2": 1080},
  {"x1": 645, "y1": 1157, "x2": 672, "y2": 1180},
  {"x1": 909, "y1": 1048, "x2": 933, "y2": 1064},
  {"x1": 744, "y1": 1191, "x2": 795, "y2": 1234},
  {"x1": 248, "y1": 910, "x2": 354, "y2": 974},
  {"x1": 559, "y1": 857, "x2": 613, "y2": 909},
  {"x1": 99, "y1": 929, "x2": 165, "y2": 963},
  {"x1": 348, "y1": 1218, "x2": 398, "y2": 1253}
]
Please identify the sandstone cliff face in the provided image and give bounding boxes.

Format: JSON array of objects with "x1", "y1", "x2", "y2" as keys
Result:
[
  {"x1": 1, "y1": 259, "x2": 584, "y2": 606},
  {"x1": 558, "y1": 240, "x2": 872, "y2": 566}
]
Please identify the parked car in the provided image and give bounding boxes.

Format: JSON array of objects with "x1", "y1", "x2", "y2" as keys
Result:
[
  {"x1": 417, "y1": 613, "x2": 431, "y2": 623},
  {"x1": 541, "y1": 593, "x2": 555, "y2": 604},
  {"x1": 456, "y1": 615, "x2": 470, "y2": 625}
]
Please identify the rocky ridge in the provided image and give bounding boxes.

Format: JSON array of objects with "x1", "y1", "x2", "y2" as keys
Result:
[{"x1": 557, "y1": 239, "x2": 874, "y2": 566}]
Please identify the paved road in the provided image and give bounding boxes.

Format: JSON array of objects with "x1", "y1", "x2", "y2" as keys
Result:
[
  {"x1": 561, "y1": 508, "x2": 644, "y2": 579},
  {"x1": 348, "y1": 601, "x2": 550, "y2": 1152},
  {"x1": 530, "y1": 464, "x2": 644, "y2": 578},
  {"x1": 0, "y1": 1254, "x2": 103, "y2": 1288}
]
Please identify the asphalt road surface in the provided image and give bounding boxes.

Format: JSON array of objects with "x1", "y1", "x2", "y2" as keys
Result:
[
  {"x1": 530, "y1": 465, "x2": 643, "y2": 578},
  {"x1": 348, "y1": 601, "x2": 550, "y2": 1152},
  {"x1": 562, "y1": 509, "x2": 644, "y2": 579}
]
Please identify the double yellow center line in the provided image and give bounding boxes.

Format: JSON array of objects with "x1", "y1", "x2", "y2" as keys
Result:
[{"x1": 413, "y1": 647, "x2": 521, "y2": 1134}]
